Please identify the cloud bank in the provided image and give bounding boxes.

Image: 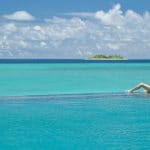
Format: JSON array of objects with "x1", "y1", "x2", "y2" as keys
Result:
[{"x1": 0, "y1": 4, "x2": 150, "y2": 58}]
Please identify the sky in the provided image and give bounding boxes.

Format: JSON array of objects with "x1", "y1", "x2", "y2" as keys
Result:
[{"x1": 0, "y1": 0, "x2": 150, "y2": 58}]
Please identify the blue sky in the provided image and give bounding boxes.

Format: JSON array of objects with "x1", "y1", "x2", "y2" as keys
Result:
[
  {"x1": 0, "y1": 0, "x2": 150, "y2": 58},
  {"x1": 0, "y1": 0, "x2": 149, "y2": 18}
]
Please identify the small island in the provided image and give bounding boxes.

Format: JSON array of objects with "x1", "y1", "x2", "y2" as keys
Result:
[{"x1": 88, "y1": 54, "x2": 124, "y2": 60}]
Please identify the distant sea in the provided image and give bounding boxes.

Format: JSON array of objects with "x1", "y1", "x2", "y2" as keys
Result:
[
  {"x1": 0, "y1": 59, "x2": 150, "y2": 63},
  {"x1": 0, "y1": 59, "x2": 150, "y2": 96}
]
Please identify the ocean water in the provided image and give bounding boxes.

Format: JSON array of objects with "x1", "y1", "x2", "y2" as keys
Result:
[
  {"x1": 0, "y1": 60, "x2": 150, "y2": 149},
  {"x1": 0, "y1": 60, "x2": 150, "y2": 96}
]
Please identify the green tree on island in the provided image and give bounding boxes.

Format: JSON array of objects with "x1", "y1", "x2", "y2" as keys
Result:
[{"x1": 88, "y1": 54, "x2": 124, "y2": 60}]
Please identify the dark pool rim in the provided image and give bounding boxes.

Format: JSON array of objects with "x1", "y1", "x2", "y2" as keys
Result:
[{"x1": 0, "y1": 92, "x2": 149, "y2": 101}]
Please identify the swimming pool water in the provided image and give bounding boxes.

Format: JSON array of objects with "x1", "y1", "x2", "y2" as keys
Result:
[{"x1": 0, "y1": 93, "x2": 150, "y2": 149}]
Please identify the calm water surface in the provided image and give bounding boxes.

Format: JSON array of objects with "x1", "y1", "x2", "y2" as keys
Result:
[
  {"x1": 0, "y1": 61, "x2": 150, "y2": 149},
  {"x1": 0, "y1": 62, "x2": 150, "y2": 96},
  {"x1": 0, "y1": 94, "x2": 150, "y2": 149}
]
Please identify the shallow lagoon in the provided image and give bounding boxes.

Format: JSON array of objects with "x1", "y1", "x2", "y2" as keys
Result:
[{"x1": 0, "y1": 62, "x2": 150, "y2": 96}]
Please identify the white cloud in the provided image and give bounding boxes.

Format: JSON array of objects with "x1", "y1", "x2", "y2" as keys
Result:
[
  {"x1": 95, "y1": 4, "x2": 124, "y2": 26},
  {"x1": 40, "y1": 41, "x2": 47, "y2": 48},
  {"x1": 0, "y1": 4, "x2": 150, "y2": 58},
  {"x1": 107, "y1": 43, "x2": 120, "y2": 50},
  {"x1": 65, "y1": 12, "x2": 94, "y2": 17},
  {"x1": 3, "y1": 11, "x2": 35, "y2": 21},
  {"x1": 3, "y1": 23, "x2": 17, "y2": 32}
]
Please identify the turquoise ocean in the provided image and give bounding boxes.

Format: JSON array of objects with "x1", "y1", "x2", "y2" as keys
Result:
[{"x1": 0, "y1": 60, "x2": 150, "y2": 149}]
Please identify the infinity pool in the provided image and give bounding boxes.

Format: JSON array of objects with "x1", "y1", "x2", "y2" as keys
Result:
[{"x1": 0, "y1": 93, "x2": 150, "y2": 149}]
